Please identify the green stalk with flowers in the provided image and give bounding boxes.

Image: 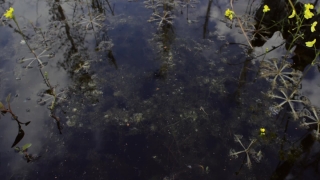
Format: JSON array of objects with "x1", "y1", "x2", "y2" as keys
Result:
[
  {"x1": 4, "y1": 7, "x2": 48, "y2": 67},
  {"x1": 225, "y1": 1, "x2": 320, "y2": 69},
  {"x1": 3, "y1": 7, "x2": 55, "y2": 95},
  {"x1": 284, "y1": 1, "x2": 320, "y2": 88},
  {"x1": 4, "y1": 8, "x2": 35, "y2": 57},
  {"x1": 3, "y1": 7, "x2": 63, "y2": 134},
  {"x1": 286, "y1": 2, "x2": 317, "y2": 49},
  {"x1": 224, "y1": 1, "x2": 318, "y2": 52},
  {"x1": 224, "y1": 1, "x2": 320, "y2": 166}
]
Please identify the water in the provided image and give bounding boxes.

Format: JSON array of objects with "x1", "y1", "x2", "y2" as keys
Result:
[{"x1": 1, "y1": 0, "x2": 320, "y2": 179}]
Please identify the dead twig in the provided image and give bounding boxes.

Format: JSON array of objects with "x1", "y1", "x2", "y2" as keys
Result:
[{"x1": 230, "y1": 0, "x2": 253, "y2": 49}]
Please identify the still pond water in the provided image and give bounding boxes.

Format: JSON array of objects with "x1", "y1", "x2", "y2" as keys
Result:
[{"x1": 1, "y1": 0, "x2": 320, "y2": 179}]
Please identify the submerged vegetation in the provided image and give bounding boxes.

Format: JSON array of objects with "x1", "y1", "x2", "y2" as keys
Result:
[
  {"x1": 1, "y1": 0, "x2": 320, "y2": 179},
  {"x1": 229, "y1": 134, "x2": 262, "y2": 169}
]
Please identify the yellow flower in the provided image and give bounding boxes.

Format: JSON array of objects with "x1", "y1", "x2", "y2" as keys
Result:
[
  {"x1": 305, "y1": 3, "x2": 314, "y2": 10},
  {"x1": 306, "y1": 39, "x2": 316, "y2": 47},
  {"x1": 304, "y1": 9, "x2": 314, "y2": 19},
  {"x1": 263, "y1": 5, "x2": 270, "y2": 13},
  {"x1": 260, "y1": 128, "x2": 266, "y2": 136},
  {"x1": 311, "y1": 21, "x2": 317, "y2": 32},
  {"x1": 228, "y1": 13, "x2": 233, "y2": 20},
  {"x1": 225, "y1": 9, "x2": 232, "y2": 16},
  {"x1": 304, "y1": 3, "x2": 315, "y2": 19},
  {"x1": 4, "y1": 7, "x2": 14, "y2": 19},
  {"x1": 225, "y1": 8, "x2": 234, "y2": 20},
  {"x1": 288, "y1": 10, "x2": 296, "y2": 18}
]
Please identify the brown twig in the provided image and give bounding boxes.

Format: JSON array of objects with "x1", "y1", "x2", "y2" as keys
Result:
[{"x1": 230, "y1": 0, "x2": 253, "y2": 49}]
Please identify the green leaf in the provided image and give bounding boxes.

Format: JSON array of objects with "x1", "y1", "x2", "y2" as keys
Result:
[
  {"x1": 22, "y1": 143, "x2": 32, "y2": 151},
  {"x1": 14, "y1": 146, "x2": 20, "y2": 152},
  {"x1": 205, "y1": 166, "x2": 209, "y2": 174},
  {"x1": 0, "y1": 101, "x2": 5, "y2": 110},
  {"x1": 6, "y1": 93, "x2": 11, "y2": 103}
]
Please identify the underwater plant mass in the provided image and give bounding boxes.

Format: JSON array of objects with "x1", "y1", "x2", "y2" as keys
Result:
[{"x1": 1, "y1": 0, "x2": 320, "y2": 179}]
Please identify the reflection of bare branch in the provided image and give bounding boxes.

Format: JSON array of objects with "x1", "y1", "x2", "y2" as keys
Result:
[
  {"x1": 179, "y1": 0, "x2": 200, "y2": 8},
  {"x1": 0, "y1": 15, "x2": 5, "y2": 25},
  {"x1": 235, "y1": 15, "x2": 268, "y2": 41},
  {"x1": 230, "y1": 0, "x2": 253, "y2": 48},
  {"x1": 96, "y1": 40, "x2": 114, "y2": 51},
  {"x1": 51, "y1": 114, "x2": 63, "y2": 134}
]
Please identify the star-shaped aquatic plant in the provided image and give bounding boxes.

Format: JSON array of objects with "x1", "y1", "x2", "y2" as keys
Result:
[
  {"x1": 76, "y1": 13, "x2": 105, "y2": 30},
  {"x1": 147, "y1": 11, "x2": 175, "y2": 29},
  {"x1": 143, "y1": 0, "x2": 163, "y2": 11},
  {"x1": 299, "y1": 106, "x2": 320, "y2": 140},
  {"x1": 229, "y1": 134, "x2": 262, "y2": 169},
  {"x1": 267, "y1": 88, "x2": 307, "y2": 120},
  {"x1": 19, "y1": 49, "x2": 54, "y2": 68},
  {"x1": 73, "y1": 61, "x2": 91, "y2": 73},
  {"x1": 37, "y1": 88, "x2": 68, "y2": 110},
  {"x1": 260, "y1": 58, "x2": 302, "y2": 89}
]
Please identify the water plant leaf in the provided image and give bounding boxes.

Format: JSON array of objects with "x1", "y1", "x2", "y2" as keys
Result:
[
  {"x1": 14, "y1": 146, "x2": 20, "y2": 152},
  {"x1": 22, "y1": 143, "x2": 32, "y2": 151},
  {"x1": 11, "y1": 126, "x2": 25, "y2": 148},
  {"x1": 0, "y1": 101, "x2": 5, "y2": 110},
  {"x1": 6, "y1": 93, "x2": 11, "y2": 103}
]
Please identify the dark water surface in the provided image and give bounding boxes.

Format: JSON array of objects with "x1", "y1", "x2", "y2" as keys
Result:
[{"x1": 1, "y1": 0, "x2": 320, "y2": 179}]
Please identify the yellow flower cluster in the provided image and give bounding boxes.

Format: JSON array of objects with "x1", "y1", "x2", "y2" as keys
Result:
[
  {"x1": 298, "y1": 3, "x2": 317, "y2": 47},
  {"x1": 306, "y1": 4, "x2": 317, "y2": 46},
  {"x1": 224, "y1": 8, "x2": 234, "y2": 20},
  {"x1": 304, "y1": 3, "x2": 314, "y2": 19},
  {"x1": 263, "y1": 5, "x2": 270, "y2": 13},
  {"x1": 4, "y1": 7, "x2": 14, "y2": 19},
  {"x1": 289, "y1": 3, "x2": 315, "y2": 19}
]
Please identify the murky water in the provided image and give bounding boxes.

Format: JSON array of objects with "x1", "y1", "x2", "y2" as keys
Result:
[{"x1": 1, "y1": 0, "x2": 320, "y2": 179}]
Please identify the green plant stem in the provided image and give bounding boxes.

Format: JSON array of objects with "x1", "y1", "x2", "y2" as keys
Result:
[
  {"x1": 13, "y1": 17, "x2": 34, "y2": 55},
  {"x1": 257, "y1": 12, "x2": 265, "y2": 30},
  {"x1": 12, "y1": 16, "x2": 57, "y2": 110}
]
